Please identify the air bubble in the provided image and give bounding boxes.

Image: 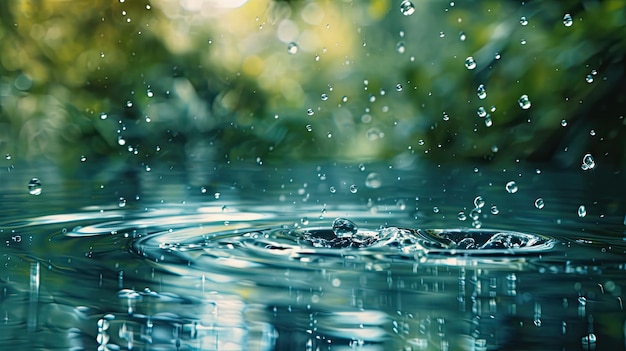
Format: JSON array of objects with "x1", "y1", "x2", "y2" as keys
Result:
[
  {"x1": 400, "y1": 0, "x2": 415, "y2": 16},
  {"x1": 505, "y1": 181, "x2": 518, "y2": 194},
  {"x1": 28, "y1": 178, "x2": 42, "y2": 195},
  {"x1": 464, "y1": 56, "x2": 476, "y2": 70},
  {"x1": 518, "y1": 95, "x2": 531, "y2": 109}
]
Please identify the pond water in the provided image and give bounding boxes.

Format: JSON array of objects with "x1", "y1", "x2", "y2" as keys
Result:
[{"x1": 1, "y1": 161, "x2": 624, "y2": 350}]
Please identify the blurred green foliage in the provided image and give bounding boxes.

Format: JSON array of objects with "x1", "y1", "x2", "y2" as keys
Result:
[{"x1": 0, "y1": 0, "x2": 624, "y2": 171}]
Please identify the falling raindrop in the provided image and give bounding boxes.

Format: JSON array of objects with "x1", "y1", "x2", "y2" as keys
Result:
[
  {"x1": 490, "y1": 205, "x2": 499, "y2": 215},
  {"x1": 563, "y1": 13, "x2": 573, "y2": 27},
  {"x1": 365, "y1": 172, "x2": 382, "y2": 188},
  {"x1": 400, "y1": 0, "x2": 415, "y2": 16},
  {"x1": 577, "y1": 205, "x2": 587, "y2": 218},
  {"x1": 474, "y1": 196, "x2": 485, "y2": 208},
  {"x1": 464, "y1": 56, "x2": 477, "y2": 70},
  {"x1": 581, "y1": 153, "x2": 595, "y2": 170},
  {"x1": 457, "y1": 211, "x2": 467, "y2": 221},
  {"x1": 477, "y1": 84, "x2": 487, "y2": 99},
  {"x1": 518, "y1": 95, "x2": 531, "y2": 109},
  {"x1": 287, "y1": 42, "x2": 299, "y2": 55},
  {"x1": 534, "y1": 198, "x2": 545, "y2": 209},
  {"x1": 520, "y1": 16, "x2": 528, "y2": 26},
  {"x1": 27, "y1": 178, "x2": 42, "y2": 195},
  {"x1": 505, "y1": 181, "x2": 518, "y2": 194}
]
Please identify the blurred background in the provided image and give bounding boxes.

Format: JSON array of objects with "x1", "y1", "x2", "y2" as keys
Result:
[{"x1": 0, "y1": 0, "x2": 624, "y2": 173}]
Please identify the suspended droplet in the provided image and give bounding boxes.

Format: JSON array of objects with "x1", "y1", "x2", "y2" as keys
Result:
[
  {"x1": 99, "y1": 112, "x2": 108, "y2": 120},
  {"x1": 80, "y1": 155, "x2": 87, "y2": 162},
  {"x1": 520, "y1": 16, "x2": 528, "y2": 26},
  {"x1": 146, "y1": 89, "x2": 153, "y2": 98},
  {"x1": 459, "y1": 31, "x2": 466, "y2": 41},
  {"x1": 399, "y1": 0, "x2": 415, "y2": 16},
  {"x1": 477, "y1": 106, "x2": 487, "y2": 118},
  {"x1": 287, "y1": 42, "x2": 299, "y2": 55},
  {"x1": 306, "y1": 108, "x2": 314, "y2": 116},
  {"x1": 474, "y1": 196, "x2": 486, "y2": 208},
  {"x1": 518, "y1": 94, "x2": 531, "y2": 109},
  {"x1": 505, "y1": 181, "x2": 518, "y2": 194},
  {"x1": 332, "y1": 218, "x2": 358, "y2": 238},
  {"x1": 577, "y1": 205, "x2": 587, "y2": 218},
  {"x1": 490, "y1": 205, "x2": 499, "y2": 215},
  {"x1": 484, "y1": 115, "x2": 493, "y2": 127},
  {"x1": 349, "y1": 184, "x2": 358, "y2": 193},
  {"x1": 457, "y1": 211, "x2": 467, "y2": 221},
  {"x1": 321, "y1": 93, "x2": 328, "y2": 101},
  {"x1": 581, "y1": 153, "x2": 595, "y2": 170},
  {"x1": 494, "y1": 52, "x2": 501, "y2": 60},
  {"x1": 477, "y1": 84, "x2": 487, "y2": 99},
  {"x1": 305, "y1": 124, "x2": 313, "y2": 132},
  {"x1": 395, "y1": 83, "x2": 403, "y2": 91},
  {"x1": 534, "y1": 198, "x2": 545, "y2": 209},
  {"x1": 118, "y1": 197, "x2": 127, "y2": 208},
  {"x1": 585, "y1": 74, "x2": 593, "y2": 83},
  {"x1": 561, "y1": 119, "x2": 568, "y2": 127},
  {"x1": 464, "y1": 56, "x2": 476, "y2": 70},
  {"x1": 365, "y1": 172, "x2": 382, "y2": 189},
  {"x1": 126, "y1": 100, "x2": 133, "y2": 108},
  {"x1": 27, "y1": 178, "x2": 42, "y2": 195},
  {"x1": 563, "y1": 13, "x2": 573, "y2": 27},
  {"x1": 396, "y1": 41, "x2": 406, "y2": 54}
]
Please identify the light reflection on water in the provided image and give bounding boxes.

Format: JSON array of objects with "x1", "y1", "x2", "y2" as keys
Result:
[{"x1": 0, "y1": 163, "x2": 624, "y2": 350}]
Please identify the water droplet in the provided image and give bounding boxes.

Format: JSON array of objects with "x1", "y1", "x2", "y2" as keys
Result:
[
  {"x1": 306, "y1": 108, "x2": 314, "y2": 116},
  {"x1": 505, "y1": 181, "x2": 518, "y2": 194},
  {"x1": 321, "y1": 93, "x2": 328, "y2": 101},
  {"x1": 563, "y1": 13, "x2": 573, "y2": 27},
  {"x1": 494, "y1": 52, "x2": 501, "y2": 60},
  {"x1": 535, "y1": 198, "x2": 545, "y2": 209},
  {"x1": 395, "y1": 84, "x2": 403, "y2": 91},
  {"x1": 80, "y1": 155, "x2": 87, "y2": 162},
  {"x1": 332, "y1": 218, "x2": 358, "y2": 238},
  {"x1": 349, "y1": 184, "x2": 358, "y2": 193},
  {"x1": 305, "y1": 124, "x2": 313, "y2": 132},
  {"x1": 99, "y1": 112, "x2": 108, "y2": 120},
  {"x1": 457, "y1": 211, "x2": 467, "y2": 221},
  {"x1": 470, "y1": 208, "x2": 480, "y2": 220},
  {"x1": 329, "y1": 186, "x2": 336, "y2": 194},
  {"x1": 146, "y1": 89, "x2": 153, "y2": 98},
  {"x1": 520, "y1": 16, "x2": 528, "y2": 26},
  {"x1": 459, "y1": 31, "x2": 466, "y2": 41},
  {"x1": 342, "y1": 96, "x2": 348, "y2": 103},
  {"x1": 474, "y1": 196, "x2": 486, "y2": 208},
  {"x1": 396, "y1": 41, "x2": 406, "y2": 54},
  {"x1": 442, "y1": 112, "x2": 450, "y2": 121},
  {"x1": 27, "y1": 178, "x2": 42, "y2": 195},
  {"x1": 518, "y1": 94, "x2": 531, "y2": 109},
  {"x1": 477, "y1": 106, "x2": 487, "y2": 118},
  {"x1": 365, "y1": 172, "x2": 382, "y2": 189},
  {"x1": 484, "y1": 115, "x2": 493, "y2": 127},
  {"x1": 464, "y1": 56, "x2": 476, "y2": 70},
  {"x1": 439, "y1": 31, "x2": 445, "y2": 38},
  {"x1": 577, "y1": 205, "x2": 587, "y2": 218},
  {"x1": 585, "y1": 74, "x2": 593, "y2": 83},
  {"x1": 477, "y1": 84, "x2": 487, "y2": 99},
  {"x1": 520, "y1": 38, "x2": 527, "y2": 45},
  {"x1": 126, "y1": 100, "x2": 133, "y2": 108},
  {"x1": 490, "y1": 205, "x2": 499, "y2": 215},
  {"x1": 300, "y1": 217, "x2": 309, "y2": 225},
  {"x1": 581, "y1": 153, "x2": 595, "y2": 170},
  {"x1": 5, "y1": 154, "x2": 11, "y2": 160},
  {"x1": 400, "y1": 0, "x2": 415, "y2": 16},
  {"x1": 433, "y1": 206, "x2": 440, "y2": 213},
  {"x1": 118, "y1": 197, "x2": 127, "y2": 208},
  {"x1": 287, "y1": 42, "x2": 299, "y2": 55},
  {"x1": 117, "y1": 136, "x2": 126, "y2": 146},
  {"x1": 561, "y1": 119, "x2": 567, "y2": 127}
]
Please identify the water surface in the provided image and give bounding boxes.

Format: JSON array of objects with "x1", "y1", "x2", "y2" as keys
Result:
[{"x1": 1, "y1": 162, "x2": 624, "y2": 350}]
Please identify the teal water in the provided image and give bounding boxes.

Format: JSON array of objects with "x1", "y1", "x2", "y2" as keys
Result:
[{"x1": 0, "y1": 161, "x2": 624, "y2": 350}]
